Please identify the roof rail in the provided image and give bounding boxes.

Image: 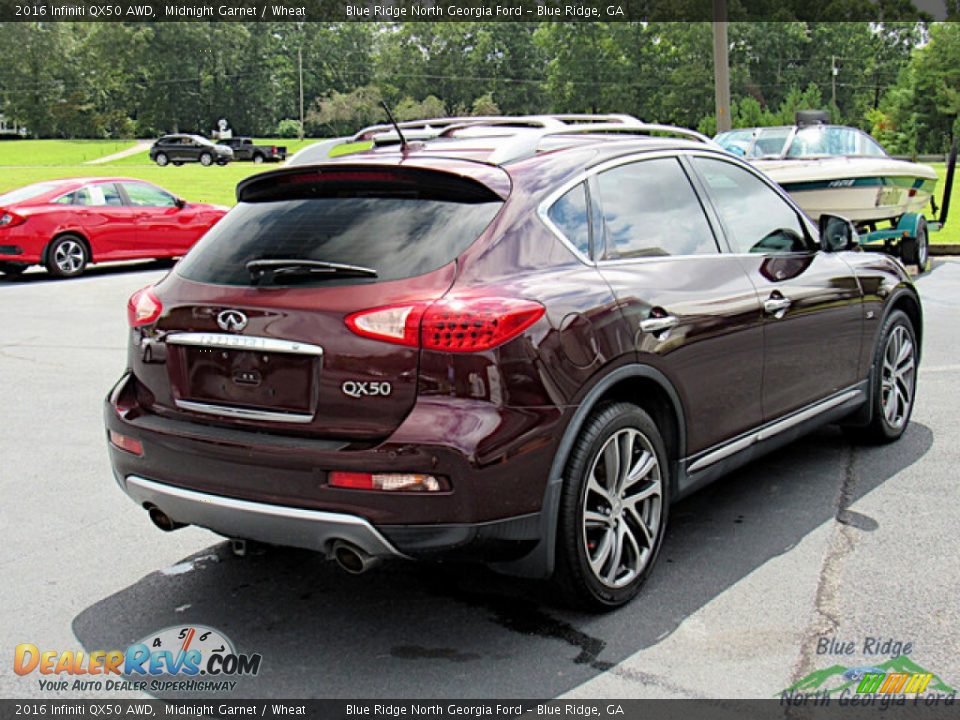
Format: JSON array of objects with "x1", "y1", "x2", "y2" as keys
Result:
[
  {"x1": 355, "y1": 114, "x2": 645, "y2": 142},
  {"x1": 486, "y1": 123, "x2": 717, "y2": 165}
]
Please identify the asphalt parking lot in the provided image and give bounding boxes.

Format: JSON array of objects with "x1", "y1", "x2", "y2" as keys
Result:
[{"x1": 1, "y1": 257, "x2": 958, "y2": 700}]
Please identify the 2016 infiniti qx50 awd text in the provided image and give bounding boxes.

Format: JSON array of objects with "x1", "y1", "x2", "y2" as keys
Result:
[{"x1": 105, "y1": 117, "x2": 921, "y2": 609}]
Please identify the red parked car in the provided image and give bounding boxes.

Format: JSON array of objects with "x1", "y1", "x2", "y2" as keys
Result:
[{"x1": 0, "y1": 178, "x2": 227, "y2": 278}]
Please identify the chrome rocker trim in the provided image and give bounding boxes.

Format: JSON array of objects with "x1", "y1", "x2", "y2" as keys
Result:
[
  {"x1": 122, "y1": 475, "x2": 405, "y2": 559},
  {"x1": 688, "y1": 388, "x2": 864, "y2": 473}
]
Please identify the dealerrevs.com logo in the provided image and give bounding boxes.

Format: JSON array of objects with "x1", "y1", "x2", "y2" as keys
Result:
[{"x1": 14, "y1": 625, "x2": 262, "y2": 693}]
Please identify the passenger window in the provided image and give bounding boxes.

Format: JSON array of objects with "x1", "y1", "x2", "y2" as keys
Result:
[
  {"x1": 122, "y1": 183, "x2": 176, "y2": 207},
  {"x1": 596, "y1": 158, "x2": 718, "y2": 258},
  {"x1": 547, "y1": 182, "x2": 591, "y2": 257},
  {"x1": 692, "y1": 157, "x2": 813, "y2": 254}
]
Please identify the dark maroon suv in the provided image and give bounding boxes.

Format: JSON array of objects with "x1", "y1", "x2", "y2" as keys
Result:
[{"x1": 105, "y1": 119, "x2": 922, "y2": 609}]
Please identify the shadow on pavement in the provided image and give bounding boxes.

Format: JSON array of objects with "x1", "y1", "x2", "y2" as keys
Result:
[
  {"x1": 0, "y1": 259, "x2": 174, "y2": 286},
  {"x1": 73, "y1": 423, "x2": 933, "y2": 698}
]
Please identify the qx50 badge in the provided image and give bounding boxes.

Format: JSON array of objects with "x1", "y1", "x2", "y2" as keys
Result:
[{"x1": 342, "y1": 381, "x2": 392, "y2": 399}]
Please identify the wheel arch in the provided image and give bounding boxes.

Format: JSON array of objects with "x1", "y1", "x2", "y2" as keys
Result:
[
  {"x1": 490, "y1": 362, "x2": 687, "y2": 580},
  {"x1": 43, "y1": 230, "x2": 93, "y2": 265},
  {"x1": 887, "y1": 287, "x2": 923, "y2": 358}
]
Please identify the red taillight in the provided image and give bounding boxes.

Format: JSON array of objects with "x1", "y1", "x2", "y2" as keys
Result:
[
  {"x1": 127, "y1": 286, "x2": 163, "y2": 327},
  {"x1": 345, "y1": 303, "x2": 425, "y2": 347},
  {"x1": 345, "y1": 296, "x2": 545, "y2": 353},
  {"x1": 109, "y1": 430, "x2": 143, "y2": 456},
  {"x1": 0, "y1": 210, "x2": 25, "y2": 229},
  {"x1": 328, "y1": 471, "x2": 447, "y2": 492},
  {"x1": 422, "y1": 297, "x2": 545, "y2": 352}
]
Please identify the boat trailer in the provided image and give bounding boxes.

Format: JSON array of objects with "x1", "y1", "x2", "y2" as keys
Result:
[{"x1": 856, "y1": 138, "x2": 957, "y2": 274}]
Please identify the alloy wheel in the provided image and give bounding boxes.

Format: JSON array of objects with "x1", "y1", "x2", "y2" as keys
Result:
[
  {"x1": 582, "y1": 428, "x2": 662, "y2": 589},
  {"x1": 881, "y1": 324, "x2": 915, "y2": 429},
  {"x1": 54, "y1": 240, "x2": 85, "y2": 275}
]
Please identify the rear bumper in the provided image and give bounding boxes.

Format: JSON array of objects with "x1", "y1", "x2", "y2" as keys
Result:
[
  {"x1": 105, "y1": 372, "x2": 563, "y2": 565},
  {"x1": 120, "y1": 473, "x2": 404, "y2": 558}
]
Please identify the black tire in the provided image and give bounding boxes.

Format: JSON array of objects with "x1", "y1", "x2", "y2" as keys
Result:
[
  {"x1": 899, "y1": 217, "x2": 930, "y2": 273},
  {"x1": 155, "y1": 152, "x2": 169, "y2": 167},
  {"x1": 45, "y1": 234, "x2": 88, "y2": 278},
  {"x1": 849, "y1": 310, "x2": 918, "y2": 444},
  {"x1": 553, "y1": 402, "x2": 670, "y2": 611},
  {"x1": 0, "y1": 261, "x2": 27, "y2": 277},
  {"x1": 252, "y1": 153, "x2": 265, "y2": 164},
  {"x1": 199, "y1": 152, "x2": 213, "y2": 167}
]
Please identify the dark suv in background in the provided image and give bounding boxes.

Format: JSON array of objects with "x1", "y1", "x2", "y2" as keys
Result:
[
  {"x1": 106, "y1": 116, "x2": 922, "y2": 609},
  {"x1": 150, "y1": 134, "x2": 234, "y2": 167}
]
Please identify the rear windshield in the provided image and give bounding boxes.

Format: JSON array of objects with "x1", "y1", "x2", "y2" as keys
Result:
[
  {"x1": 0, "y1": 183, "x2": 61, "y2": 205},
  {"x1": 177, "y1": 177, "x2": 503, "y2": 287}
]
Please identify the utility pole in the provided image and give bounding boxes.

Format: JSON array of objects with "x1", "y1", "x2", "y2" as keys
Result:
[
  {"x1": 831, "y1": 56, "x2": 838, "y2": 110},
  {"x1": 298, "y1": 44, "x2": 305, "y2": 141},
  {"x1": 713, "y1": 1, "x2": 731, "y2": 132}
]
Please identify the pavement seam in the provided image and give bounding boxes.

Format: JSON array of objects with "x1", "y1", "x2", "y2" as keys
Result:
[{"x1": 789, "y1": 444, "x2": 860, "y2": 685}]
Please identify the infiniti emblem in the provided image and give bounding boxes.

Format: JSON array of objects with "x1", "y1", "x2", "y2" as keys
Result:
[{"x1": 217, "y1": 310, "x2": 248, "y2": 332}]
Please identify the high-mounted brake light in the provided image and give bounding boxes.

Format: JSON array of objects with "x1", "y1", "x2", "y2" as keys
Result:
[
  {"x1": 127, "y1": 286, "x2": 163, "y2": 327},
  {"x1": 345, "y1": 296, "x2": 545, "y2": 353}
]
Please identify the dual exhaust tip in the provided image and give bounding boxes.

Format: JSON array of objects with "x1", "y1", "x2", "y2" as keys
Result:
[{"x1": 146, "y1": 506, "x2": 382, "y2": 575}]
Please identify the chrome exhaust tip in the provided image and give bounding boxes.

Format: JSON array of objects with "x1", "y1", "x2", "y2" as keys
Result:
[
  {"x1": 148, "y1": 506, "x2": 186, "y2": 532},
  {"x1": 331, "y1": 540, "x2": 382, "y2": 575}
]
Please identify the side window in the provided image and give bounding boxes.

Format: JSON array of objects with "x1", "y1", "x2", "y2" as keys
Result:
[
  {"x1": 692, "y1": 157, "x2": 813, "y2": 254},
  {"x1": 122, "y1": 183, "x2": 176, "y2": 208},
  {"x1": 93, "y1": 183, "x2": 124, "y2": 207},
  {"x1": 596, "y1": 158, "x2": 718, "y2": 258},
  {"x1": 546, "y1": 182, "x2": 591, "y2": 257},
  {"x1": 54, "y1": 184, "x2": 123, "y2": 207}
]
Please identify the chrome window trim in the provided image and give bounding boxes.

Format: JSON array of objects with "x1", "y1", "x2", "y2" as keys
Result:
[
  {"x1": 165, "y1": 332, "x2": 324, "y2": 357},
  {"x1": 536, "y1": 147, "x2": 770, "y2": 267},
  {"x1": 173, "y1": 399, "x2": 315, "y2": 425}
]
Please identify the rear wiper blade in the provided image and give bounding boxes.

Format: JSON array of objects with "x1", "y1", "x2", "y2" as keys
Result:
[{"x1": 246, "y1": 258, "x2": 378, "y2": 284}]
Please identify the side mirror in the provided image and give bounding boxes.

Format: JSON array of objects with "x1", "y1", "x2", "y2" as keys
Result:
[
  {"x1": 819, "y1": 214, "x2": 859, "y2": 252},
  {"x1": 174, "y1": 197, "x2": 186, "y2": 209}
]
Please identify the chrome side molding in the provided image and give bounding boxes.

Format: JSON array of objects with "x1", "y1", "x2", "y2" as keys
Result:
[{"x1": 688, "y1": 388, "x2": 863, "y2": 473}]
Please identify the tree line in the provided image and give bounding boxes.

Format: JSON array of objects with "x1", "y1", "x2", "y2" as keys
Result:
[{"x1": 0, "y1": 21, "x2": 957, "y2": 153}]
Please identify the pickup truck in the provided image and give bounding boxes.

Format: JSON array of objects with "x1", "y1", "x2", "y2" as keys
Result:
[{"x1": 216, "y1": 137, "x2": 287, "y2": 164}]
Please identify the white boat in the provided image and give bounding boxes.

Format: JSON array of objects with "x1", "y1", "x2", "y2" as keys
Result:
[{"x1": 715, "y1": 120, "x2": 938, "y2": 225}]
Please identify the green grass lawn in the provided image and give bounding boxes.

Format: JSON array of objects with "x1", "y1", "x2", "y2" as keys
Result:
[
  {"x1": 0, "y1": 138, "x2": 324, "y2": 205},
  {"x1": 0, "y1": 164, "x2": 265, "y2": 206},
  {"x1": 0, "y1": 139, "x2": 138, "y2": 166},
  {"x1": 930, "y1": 162, "x2": 959, "y2": 244}
]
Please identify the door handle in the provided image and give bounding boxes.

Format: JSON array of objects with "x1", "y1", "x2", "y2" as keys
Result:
[
  {"x1": 763, "y1": 294, "x2": 792, "y2": 316},
  {"x1": 639, "y1": 315, "x2": 679, "y2": 334}
]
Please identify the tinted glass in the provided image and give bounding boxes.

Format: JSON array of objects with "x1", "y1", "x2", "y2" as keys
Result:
[
  {"x1": 692, "y1": 157, "x2": 812, "y2": 254},
  {"x1": 122, "y1": 183, "x2": 176, "y2": 207},
  {"x1": 596, "y1": 158, "x2": 717, "y2": 258},
  {"x1": 177, "y1": 195, "x2": 502, "y2": 287},
  {"x1": 547, "y1": 182, "x2": 591, "y2": 257}
]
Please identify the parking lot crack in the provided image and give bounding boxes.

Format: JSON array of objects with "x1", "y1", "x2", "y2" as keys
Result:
[{"x1": 789, "y1": 444, "x2": 862, "y2": 684}]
